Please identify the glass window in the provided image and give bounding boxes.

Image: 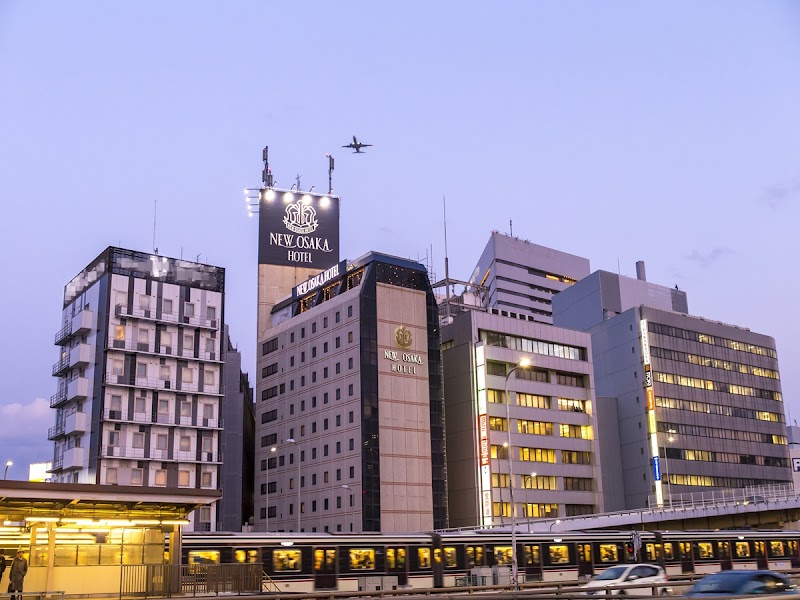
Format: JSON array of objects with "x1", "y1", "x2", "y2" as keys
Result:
[
  {"x1": 442, "y1": 547, "x2": 457, "y2": 568},
  {"x1": 599, "y1": 544, "x2": 619, "y2": 563},
  {"x1": 524, "y1": 545, "x2": 540, "y2": 566},
  {"x1": 154, "y1": 470, "x2": 167, "y2": 485},
  {"x1": 274, "y1": 550, "x2": 301, "y2": 571},
  {"x1": 697, "y1": 542, "x2": 714, "y2": 559},
  {"x1": 770, "y1": 541, "x2": 785, "y2": 557},
  {"x1": 387, "y1": 547, "x2": 406, "y2": 569},
  {"x1": 495, "y1": 546, "x2": 513, "y2": 565},
  {"x1": 178, "y1": 470, "x2": 190, "y2": 486},
  {"x1": 549, "y1": 545, "x2": 569, "y2": 564},
  {"x1": 349, "y1": 549, "x2": 375, "y2": 570},
  {"x1": 418, "y1": 547, "x2": 431, "y2": 568},
  {"x1": 180, "y1": 436, "x2": 191, "y2": 451},
  {"x1": 188, "y1": 550, "x2": 220, "y2": 565}
]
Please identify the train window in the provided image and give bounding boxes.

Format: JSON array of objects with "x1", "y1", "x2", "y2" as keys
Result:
[
  {"x1": 188, "y1": 550, "x2": 220, "y2": 564},
  {"x1": 524, "y1": 545, "x2": 540, "y2": 566},
  {"x1": 735, "y1": 542, "x2": 751, "y2": 558},
  {"x1": 549, "y1": 545, "x2": 569, "y2": 565},
  {"x1": 599, "y1": 544, "x2": 618, "y2": 563},
  {"x1": 418, "y1": 548, "x2": 431, "y2": 568},
  {"x1": 350, "y1": 549, "x2": 376, "y2": 570},
  {"x1": 663, "y1": 543, "x2": 675, "y2": 560},
  {"x1": 718, "y1": 542, "x2": 730, "y2": 559},
  {"x1": 770, "y1": 541, "x2": 785, "y2": 557},
  {"x1": 443, "y1": 547, "x2": 458, "y2": 568},
  {"x1": 494, "y1": 546, "x2": 513, "y2": 565},
  {"x1": 789, "y1": 541, "x2": 798, "y2": 557},
  {"x1": 466, "y1": 546, "x2": 484, "y2": 567},
  {"x1": 387, "y1": 547, "x2": 406, "y2": 569},
  {"x1": 680, "y1": 542, "x2": 692, "y2": 559},
  {"x1": 273, "y1": 550, "x2": 301, "y2": 571},
  {"x1": 755, "y1": 542, "x2": 766, "y2": 557},
  {"x1": 314, "y1": 549, "x2": 336, "y2": 570},
  {"x1": 697, "y1": 543, "x2": 714, "y2": 559},
  {"x1": 234, "y1": 549, "x2": 259, "y2": 563}
]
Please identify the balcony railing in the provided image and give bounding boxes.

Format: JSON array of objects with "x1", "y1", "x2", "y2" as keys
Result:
[
  {"x1": 52, "y1": 356, "x2": 70, "y2": 377},
  {"x1": 103, "y1": 409, "x2": 222, "y2": 429},
  {"x1": 104, "y1": 373, "x2": 221, "y2": 395},
  {"x1": 115, "y1": 304, "x2": 219, "y2": 330},
  {"x1": 50, "y1": 388, "x2": 67, "y2": 408},
  {"x1": 51, "y1": 455, "x2": 63, "y2": 471},
  {"x1": 100, "y1": 446, "x2": 222, "y2": 463},
  {"x1": 54, "y1": 322, "x2": 72, "y2": 345},
  {"x1": 106, "y1": 337, "x2": 223, "y2": 362},
  {"x1": 48, "y1": 422, "x2": 65, "y2": 440}
]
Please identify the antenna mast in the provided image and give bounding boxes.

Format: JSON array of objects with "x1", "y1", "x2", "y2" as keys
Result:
[
  {"x1": 326, "y1": 154, "x2": 335, "y2": 193},
  {"x1": 444, "y1": 196, "x2": 451, "y2": 322},
  {"x1": 152, "y1": 198, "x2": 158, "y2": 254}
]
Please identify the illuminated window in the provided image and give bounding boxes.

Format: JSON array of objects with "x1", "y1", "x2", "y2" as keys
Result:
[
  {"x1": 770, "y1": 541, "x2": 785, "y2": 557},
  {"x1": 188, "y1": 550, "x2": 219, "y2": 565},
  {"x1": 386, "y1": 547, "x2": 406, "y2": 569},
  {"x1": 599, "y1": 544, "x2": 619, "y2": 563},
  {"x1": 114, "y1": 326, "x2": 125, "y2": 341},
  {"x1": 466, "y1": 546, "x2": 484, "y2": 567},
  {"x1": 349, "y1": 549, "x2": 375, "y2": 570},
  {"x1": 273, "y1": 550, "x2": 301, "y2": 571},
  {"x1": 234, "y1": 550, "x2": 259, "y2": 563},
  {"x1": 548, "y1": 545, "x2": 569, "y2": 564},
  {"x1": 518, "y1": 420, "x2": 552, "y2": 435},
  {"x1": 489, "y1": 417, "x2": 506, "y2": 431},
  {"x1": 524, "y1": 545, "x2": 540, "y2": 566},
  {"x1": 179, "y1": 436, "x2": 191, "y2": 451},
  {"x1": 418, "y1": 548, "x2": 431, "y2": 568},
  {"x1": 697, "y1": 543, "x2": 713, "y2": 559},
  {"x1": 487, "y1": 389, "x2": 505, "y2": 404},
  {"x1": 178, "y1": 470, "x2": 190, "y2": 486},
  {"x1": 154, "y1": 470, "x2": 167, "y2": 486},
  {"x1": 494, "y1": 546, "x2": 512, "y2": 565},
  {"x1": 442, "y1": 547, "x2": 457, "y2": 568}
]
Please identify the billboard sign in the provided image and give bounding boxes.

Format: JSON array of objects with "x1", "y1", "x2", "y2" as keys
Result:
[{"x1": 258, "y1": 190, "x2": 340, "y2": 268}]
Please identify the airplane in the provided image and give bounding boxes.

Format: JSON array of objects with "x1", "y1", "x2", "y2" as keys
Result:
[{"x1": 342, "y1": 136, "x2": 372, "y2": 154}]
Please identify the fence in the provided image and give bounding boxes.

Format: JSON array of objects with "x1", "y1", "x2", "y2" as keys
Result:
[{"x1": 120, "y1": 564, "x2": 261, "y2": 598}]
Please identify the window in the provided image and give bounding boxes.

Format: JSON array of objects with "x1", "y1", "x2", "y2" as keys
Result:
[
  {"x1": 139, "y1": 328, "x2": 150, "y2": 344},
  {"x1": 180, "y1": 401, "x2": 192, "y2": 417},
  {"x1": 184, "y1": 333, "x2": 194, "y2": 351},
  {"x1": 131, "y1": 469, "x2": 143, "y2": 485},
  {"x1": 182, "y1": 368, "x2": 194, "y2": 384},
  {"x1": 207, "y1": 306, "x2": 216, "y2": 321},
  {"x1": 136, "y1": 363, "x2": 148, "y2": 378},
  {"x1": 179, "y1": 436, "x2": 191, "y2": 451},
  {"x1": 335, "y1": 337, "x2": 341, "y2": 348},
  {"x1": 132, "y1": 432, "x2": 145, "y2": 448},
  {"x1": 323, "y1": 342, "x2": 328, "y2": 353},
  {"x1": 312, "y1": 322, "x2": 317, "y2": 333},
  {"x1": 336, "y1": 362, "x2": 341, "y2": 374},
  {"x1": 349, "y1": 438, "x2": 354, "y2": 451},
  {"x1": 290, "y1": 356, "x2": 295, "y2": 367},
  {"x1": 301, "y1": 327, "x2": 305, "y2": 339},
  {"x1": 106, "y1": 468, "x2": 118, "y2": 484},
  {"x1": 140, "y1": 295, "x2": 151, "y2": 310},
  {"x1": 155, "y1": 470, "x2": 167, "y2": 486},
  {"x1": 323, "y1": 367, "x2": 328, "y2": 378},
  {"x1": 348, "y1": 357, "x2": 353, "y2": 370},
  {"x1": 201, "y1": 472, "x2": 212, "y2": 487},
  {"x1": 158, "y1": 399, "x2": 169, "y2": 414},
  {"x1": 335, "y1": 467, "x2": 340, "y2": 479},
  {"x1": 336, "y1": 415, "x2": 341, "y2": 426},
  {"x1": 163, "y1": 299, "x2": 173, "y2": 313},
  {"x1": 114, "y1": 325, "x2": 125, "y2": 341},
  {"x1": 108, "y1": 431, "x2": 119, "y2": 446},
  {"x1": 111, "y1": 359, "x2": 124, "y2": 375},
  {"x1": 335, "y1": 311, "x2": 340, "y2": 323},
  {"x1": 160, "y1": 365, "x2": 170, "y2": 381},
  {"x1": 134, "y1": 396, "x2": 146, "y2": 413},
  {"x1": 179, "y1": 470, "x2": 190, "y2": 486},
  {"x1": 336, "y1": 388, "x2": 341, "y2": 400},
  {"x1": 290, "y1": 332, "x2": 295, "y2": 343},
  {"x1": 348, "y1": 305, "x2": 353, "y2": 317},
  {"x1": 349, "y1": 466, "x2": 355, "y2": 478},
  {"x1": 262, "y1": 338, "x2": 278, "y2": 355},
  {"x1": 156, "y1": 434, "x2": 168, "y2": 450},
  {"x1": 349, "y1": 411, "x2": 354, "y2": 423},
  {"x1": 263, "y1": 363, "x2": 278, "y2": 377},
  {"x1": 348, "y1": 331, "x2": 353, "y2": 343},
  {"x1": 184, "y1": 303, "x2": 194, "y2": 317},
  {"x1": 336, "y1": 441, "x2": 341, "y2": 453}
]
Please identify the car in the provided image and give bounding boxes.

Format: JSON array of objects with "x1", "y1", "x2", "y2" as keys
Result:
[
  {"x1": 685, "y1": 570, "x2": 797, "y2": 596},
  {"x1": 583, "y1": 564, "x2": 670, "y2": 595}
]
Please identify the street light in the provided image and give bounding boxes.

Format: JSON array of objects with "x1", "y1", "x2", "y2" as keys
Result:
[
  {"x1": 522, "y1": 472, "x2": 537, "y2": 533},
  {"x1": 265, "y1": 447, "x2": 276, "y2": 532},
  {"x1": 286, "y1": 439, "x2": 300, "y2": 531},
  {"x1": 3, "y1": 460, "x2": 11, "y2": 480},
  {"x1": 341, "y1": 485, "x2": 355, "y2": 532},
  {"x1": 549, "y1": 519, "x2": 562, "y2": 532},
  {"x1": 663, "y1": 430, "x2": 676, "y2": 506},
  {"x1": 504, "y1": 356, "x2": 531, "y2": 590}
]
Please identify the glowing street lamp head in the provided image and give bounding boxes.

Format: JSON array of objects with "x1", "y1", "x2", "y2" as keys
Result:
[
  {"x1": 301, "y1": 194, "x2": 312, "y2": 205},
  {"x1": 261, "y1": 189, "x2": 276, "y2": 202},
  {"x1": 283, "y1": 192, "x2": 294, "y2": 203},
  {"x1": 518, "y1": 357, "x2": 532, "y2": 368},
  {"x1": 320, "y1": 196, "x2": 331, "y2": 208}
]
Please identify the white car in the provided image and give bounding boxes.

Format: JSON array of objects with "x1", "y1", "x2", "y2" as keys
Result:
[{"x1": 583, "y1": 564, "x2": 670, "y2": 596}]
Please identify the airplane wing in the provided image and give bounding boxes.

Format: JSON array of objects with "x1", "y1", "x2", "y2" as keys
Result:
[
  {"x1": 361, "y1": 144, "x2": 373, "y2": 147},
  {"x1": 341, "y1": 144, "x2": 354, "y2": 149}
]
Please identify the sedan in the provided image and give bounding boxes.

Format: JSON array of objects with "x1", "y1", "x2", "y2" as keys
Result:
[{"x1": 685, "y1": 570, "x2": 797, "y2": 596}]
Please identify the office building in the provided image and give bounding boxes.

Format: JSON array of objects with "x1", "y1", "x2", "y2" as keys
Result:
[
  {"x1": 442, "y1": 310, "x2": 601, "y2": 528},
  {"x1": 554, "y1": 266, "x2": 791, "y2": 510},
  {"x1": 219, "y1": 326, "x2": 255, "y2": 531},
  {"x1": 463, "y1": 232, "x2": 590, "y2": 324},
  {"x1": 254, "y1": 252, "x2": 446, "y2": 533},
  {"x1": 48, "y1": 247, "x2": 225, "y2": 531}
]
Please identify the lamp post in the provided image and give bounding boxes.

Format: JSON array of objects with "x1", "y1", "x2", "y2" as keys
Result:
[
  {"x1": 265, "y1": 447, "x2": 276, "y2": 531},
  {"x1": 3, "y1": 460, "x2": 11, "y2": 480},
  {"x1": 549, "y1": 519, "x2": 561, "y2": 532},
  {"x1": 286, "y1": 438, "x2": 300, "y2": 531},
  {"x1": 663, "y1": 430, "x2": 676, "y2": 506},
  {"x1": 522, "y1": 472, "x2": 537, "y2": 533},
  {"x1": 341, "y1": 485, "x2": 355, "y2": 532},
  {"x1": 504, "y1": 357, "x2": 531, "y2": 590}
]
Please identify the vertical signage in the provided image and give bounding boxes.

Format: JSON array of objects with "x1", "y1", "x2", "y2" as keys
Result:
[
  {"x1": 475, "y1": 343, "x2": 494, "y2": 525},
  {"x1": 640, "y1": 319, "x2": 663, "y2": 505}
]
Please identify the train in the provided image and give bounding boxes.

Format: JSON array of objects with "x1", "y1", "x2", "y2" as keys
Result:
[{"x1": 181, "y1": 528, "x2": 800, "y2": 592}]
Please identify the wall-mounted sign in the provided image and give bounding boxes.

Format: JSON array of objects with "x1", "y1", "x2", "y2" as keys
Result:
[
  {"x1": 292, "y1": 261, "x2": 346, "y2": 298},
  {"x1": 479, "y1": 414, "x2": 489, "y2": 466},
  {"x1": 383, "y1": 349, "x2": 424, "y2": 374},
  {"x1": 395, "y1": 326, "x2": 412, "y2": 348},
  {"x1": 258, "y1": 190, "x2": 340, "y2": 268}
]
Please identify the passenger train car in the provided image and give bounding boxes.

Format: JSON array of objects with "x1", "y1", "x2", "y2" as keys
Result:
[{"x1": 182, "y1": 529, "x2": 800, "y2": 592}]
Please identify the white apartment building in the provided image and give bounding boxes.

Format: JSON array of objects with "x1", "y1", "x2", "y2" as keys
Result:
[{"x1": 49, "y1": 247, "x2": 225, "y2": 530}]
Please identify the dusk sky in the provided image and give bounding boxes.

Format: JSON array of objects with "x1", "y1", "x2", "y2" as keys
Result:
[{"x1": 1, "y1": 2, "x2": 799, "y2": 478}]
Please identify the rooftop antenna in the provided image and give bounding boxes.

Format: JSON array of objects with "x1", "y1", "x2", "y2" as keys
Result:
[
  {"x1": 326, "y1": 154, "x2": 335, "y2": 193},
  {"x1": 295, "y1": 174, "x2": 302, "y2": 192},
  {"x1": 261, "y1": 146, "x2": 274, "y2": 188},
  {"x1": 444, "y1": 196, "x2": 452, "y2": 322},
  {"x1": 152, "y1": 198, "x2": 158, "y2": 255},
  {"x1": 509, "y1": 219, "x2": 513, "y2": 237}
]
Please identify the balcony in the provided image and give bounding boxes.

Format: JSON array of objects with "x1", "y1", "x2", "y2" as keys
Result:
[
  {"x1": 106, "y1": 337, "x2": 223, "y2": 363},
  {"x1": 52, "y1": 356, "x2": 70, "y2": 377},
  {"x1": 54, "y1": 310, "x2": 93, "y2": 346},
  {"x1": 115, "y1": 304, "x2": 219, "y2": 331},
  {"x1": 67, "y1": 377, "x2": 89, "y2": 402},
  {"x1": 64, "y1": 411, "x2": 87, "y2": 436},
  {"x1": 62, "y1": 446, "x2": 86, "y2": 470},
  {"x1": 104, "y1": 373, "x2": 222, "y2": 396},
  {"x1": 98, "y1": 446, "x2": 221, "y2": 463},
  {"x1": 48, "y1": 421, "x2": 65, "y2": 440},
  {"x1": 50, "y1": 388, "x2": 67, "y2": 408},
  {"x1": 52, "y1": 344, "x2": 91, "y2": 376},
  {"x1": 104, "y1": 409, "x2": 223, "y2": 429}
]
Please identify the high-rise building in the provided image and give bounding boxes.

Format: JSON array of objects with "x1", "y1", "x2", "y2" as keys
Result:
[
  {"x1": 254, "y1": 252, "x2": 446, "y2": 533},
  {"x1": 48, "y1": 247, "x2": 225, "y2": 530},
  {"x1": 553, "y1": 266, "x2": 791, "y2": 510},
  {"x1": 219, "y1": 326, "x2": 255, "y2": 531},
  {"x1": 442, "y1": 310, "x2": 602, "y2": 528},
  {"x1": 463, "y1": 232, "x2": 590, "y2": 324}
]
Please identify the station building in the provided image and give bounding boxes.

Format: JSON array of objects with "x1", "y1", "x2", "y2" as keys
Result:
[{"x1": 553, "y1": 265, "x2": 791, "y2": 510}]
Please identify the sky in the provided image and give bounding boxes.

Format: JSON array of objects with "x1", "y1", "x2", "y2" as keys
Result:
[{"x1": 1, "y1": 1, "x2": 799, "y2": 479}]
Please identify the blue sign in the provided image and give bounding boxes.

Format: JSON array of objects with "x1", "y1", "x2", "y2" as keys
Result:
[{"x1": 653, "y1": 456, "x2": 661, "y2": 481}]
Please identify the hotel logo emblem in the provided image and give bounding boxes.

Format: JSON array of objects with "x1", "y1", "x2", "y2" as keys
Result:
[
  {"x1": 395, "y1": 326, "x2": 412, "y2": 348},
  {"x1": 283, "y1": 200, "x2": 319, "y2": 235}
]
